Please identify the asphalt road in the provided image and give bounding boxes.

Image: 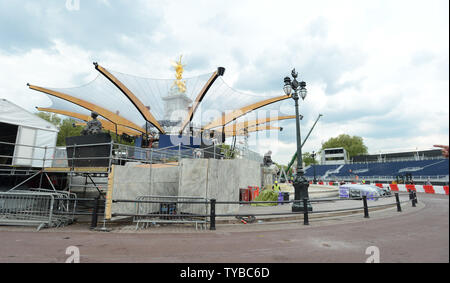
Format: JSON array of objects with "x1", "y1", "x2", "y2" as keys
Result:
[{"x1": 0, "y1": 194, "x2": 448, "y2": 263}]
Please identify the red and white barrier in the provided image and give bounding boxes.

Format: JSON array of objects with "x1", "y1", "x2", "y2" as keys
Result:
[
  {"x1": 382, "y1": 183, "x2": 449, "y2": 195},
  {"x1": 311, "y1": 182, "x2": 449, "y2": 195}
]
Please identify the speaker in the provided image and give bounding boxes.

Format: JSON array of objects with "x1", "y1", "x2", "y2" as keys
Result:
[{"x1": 65, "y1": 133, "x2": 112, "y2": 167}]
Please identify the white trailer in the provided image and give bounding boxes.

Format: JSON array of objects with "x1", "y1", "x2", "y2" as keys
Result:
[{"x1": 0, "y1": 99, "x2": 58, "y2": 168}]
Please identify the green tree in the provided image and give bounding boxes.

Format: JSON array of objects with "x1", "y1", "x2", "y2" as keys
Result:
[
  {"x1": 302, "y1": 152, "x2": 318, "y2": 166},
  {"x1": 35, "y1": 113, "x2": 135, "y2": 146},
  {"x1": 36, "y1": 112, "x2": 82, "y2": 146},
  {"x1": 321, "y1": 134, "x2": 368, "y2": 158},
  {"x1": 36, "y1": 112, "x2": 61, "y2": 126},
  {"x1": 56, "y1": 119, "x2": 84, "y2": 146},
  {"x1": 220, "y1": 144, "x2": 237, "y2": 159},
  {"x1": 275, "y1": 163, "x2": 288, "y2": 172}
]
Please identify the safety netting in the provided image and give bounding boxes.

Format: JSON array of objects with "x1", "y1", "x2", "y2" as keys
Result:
[
  {"x1": 41, "y1": 74, "x2": 147, "y2": 131},
  {"x1": 190, "y1": 76, "x2": 284, "y2": 128},
  {"x1": 34, "y1": 65, "x2": 290, "y2": 134},
  {"x1": 40, "y1": 94, "x2": 116, "y2": 125},
  {"x1": 105, "y1": 69, "x2": 215, "y2": 122},
  {"x1": 105, "y1": 67, "x2": 282, "y2": 129}
]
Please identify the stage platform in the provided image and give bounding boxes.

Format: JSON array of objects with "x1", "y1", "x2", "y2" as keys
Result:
[
  {"x1": 133, "y1": 162, "x2": 179, "y2": 168},
  {"x1": 43, "y1": 167, "x2": 110, "y2": 173}
]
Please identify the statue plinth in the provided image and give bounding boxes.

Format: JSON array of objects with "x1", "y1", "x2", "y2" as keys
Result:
[
  {"x1": 162, "y1": 87, "x2": 193, "y2": 134},
  {"x1": 262, "y1": 164, "x2": 279, "y2": 190}
]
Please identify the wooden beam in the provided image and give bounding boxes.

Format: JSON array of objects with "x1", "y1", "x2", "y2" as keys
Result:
[
  {"x1": 202, "y1": 94, "x2": 291, "y2": 130},
  {"x1": 28, "y1": 84, "x2": 146, "y2": 133},
  {"x1": 224, "y1": 125, "x2": 282, "y2": 137},
  {"x1": 222, "y1": 115, "x2": 295, "y2": 133},
  {"x1": 94, "y1": 63, "x2": 165, "y2": 134},
  {"x1": 37, "y1": 107, "x2": 142, "y2": 136},
  {"x1": 179, "y1": 67, "x2": 225, "y2": 134},
  {"x1": 74, "y1": 122, "x2": 140, "y2": 136}
]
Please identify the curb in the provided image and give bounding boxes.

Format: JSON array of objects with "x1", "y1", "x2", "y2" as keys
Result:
[{"x1": 215, "y1": 203, "x2": 398, "y2": 225}]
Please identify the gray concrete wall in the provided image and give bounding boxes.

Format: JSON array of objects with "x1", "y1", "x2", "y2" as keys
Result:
[
  {"x1": 178, "y1": 158, "x2": 261, "y2": 215},
  {"x1": 177, "y1": 159, "x2": 209, "y2": 216},
  {"x1": 234, "y1": 159, "x2": 261, "y2": 189},
  {"x1": 206, "y1": 159, "x2": 239, "y2": 215},
  {"x1": 110, "y1": 164, "x2": 179, "y2": 218},
  {"x1": 108, "y1": 158, "x2": 262, "y2": 219}
]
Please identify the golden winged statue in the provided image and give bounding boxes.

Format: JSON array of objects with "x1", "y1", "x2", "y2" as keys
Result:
[{"x1": 171, "y1": 55, "x2": 187, "y2": 93}]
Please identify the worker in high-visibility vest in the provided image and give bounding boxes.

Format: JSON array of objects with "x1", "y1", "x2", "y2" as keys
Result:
[{"x1": 272, "y1": 181, "x2": 281, "y2": 193}]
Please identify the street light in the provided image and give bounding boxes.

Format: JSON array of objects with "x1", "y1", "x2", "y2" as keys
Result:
[{"x1": 283, "y1": 69, "x2": 312, "y2": 212}]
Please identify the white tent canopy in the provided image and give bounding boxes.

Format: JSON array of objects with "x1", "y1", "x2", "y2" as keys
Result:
[{"x1": 0, "y1": 99, "x2": 58, "y2": 167}]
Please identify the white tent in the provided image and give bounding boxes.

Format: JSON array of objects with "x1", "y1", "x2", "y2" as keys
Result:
[{"x1": 0, "y1": 99, "x2": 58, "y2": 167}]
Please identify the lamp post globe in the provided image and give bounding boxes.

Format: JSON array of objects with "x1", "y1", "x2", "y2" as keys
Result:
[
  {"x1": 299, "y1": 81, "x2": 307, "y2": 100},
  {"x1": 284, "y1": 69, "x2": 312, "y2": 212},
  {"x1": 284, "y1": 77, "x2": 292, "y2": 96}
]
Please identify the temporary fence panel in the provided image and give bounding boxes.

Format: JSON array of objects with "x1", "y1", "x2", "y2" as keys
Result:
[
  {"x1": 133, "y1": 196, "x2": 208, "y2": 230},
  {"x1": 0, "y1": 190, "x2": 77, "y2": 230}
]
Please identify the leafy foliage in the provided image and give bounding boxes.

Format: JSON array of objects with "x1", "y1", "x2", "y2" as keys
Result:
[
  {"x1": 35, "y1": 113, "x2": 135, "y2": 146},
  {"x1": 302, "y1": 152, "x2": 318, "y2": 166},
  {"x1": 321, "y1": 134, "x2": 368, "y2": 157},
  {"x1": 56, "y1": 119, "x2": 84, "y2": 146},
  {"x1": 220, "y1": 144, "x2": 237, "y2": 159},
  {"x1": 36, "y1": 112, "x2": 61, "y2": 126},
  {"x1": 251, "y1": 189, "x2": 279, "y2": 207},
  {"x1": 36, "y1": 112, "x2": 84, "y2": 146}
]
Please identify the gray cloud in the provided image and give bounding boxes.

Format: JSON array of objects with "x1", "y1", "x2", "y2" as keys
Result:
[
  {"x1": 410, "y1": 50, "x2": 436, "y2": 66},
  {"x1": 232, "y1": 35, "x2": 367, "y2": 95},
  {"x1": 307, "y1": 17, "x2": 329, "y2": 39},
  {"x1": 0, "y1": 0, "x2": 164, "y2": 55},
  {"x1": 0, "y1": 0, "x2": 447, "y2": 163}
]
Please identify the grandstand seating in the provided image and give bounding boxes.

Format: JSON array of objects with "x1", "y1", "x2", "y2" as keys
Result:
[
  {"x1": 304, "y1": 159, "x2": 449, "y2": 179},
  {"x1": 304, "y1": 164, "x2": 342, "y2": 178}
]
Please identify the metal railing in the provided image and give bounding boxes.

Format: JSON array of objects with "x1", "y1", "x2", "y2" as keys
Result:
[
  {"x1": 111, "y1": 191, "x2": 416, "y2": 231},
  {"x1": 306, "y1": 175, "x2": 449, "y2": 184},
  {"x1": 213, "y1": 192, "x2": 415, "y2": 228},
  {"x1": 132, "y1": 196, "x2": 209, "y2": 230},
  {"x1": 0, "y1": 140, "x2": 248, "y2": 194},
  {"x1": 0, "y1": 190, "x2": 418, "y2": 231},
  {"x1": 351, "y1": 156, "x2": 447, "y2": 163},
  {"x1": 0, "y1": 189, "x2": 77, "y2": 230},
  {"x1": 0, "y1": 140, "x2": 258, "y2": 174}
]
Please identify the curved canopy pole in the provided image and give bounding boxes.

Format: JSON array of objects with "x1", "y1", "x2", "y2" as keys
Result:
[
  {"x1": 28, "y1": 84, "x2": 146, "y2": 133},
  {"x1": 74, "y1": 122, "x2": 140, "y2": 136},
  {"x1": 36, "y1": 107, "x2": 142, "y2": 136},
  {"x1": 222, "y1": 115, "x2": 295, "y2": 134},
  {"x1": 202, "y1": 94, "x2": 291, "y2": 131},
  {"x1": 94, "y1": 62, "x2": 165, "y2": 134},
  {"x1": 178, "y1": 67, "x2": 226, "y2": 134},
  {"x1": 224, "y1": 125, "x2": 283, "y2": 137}
]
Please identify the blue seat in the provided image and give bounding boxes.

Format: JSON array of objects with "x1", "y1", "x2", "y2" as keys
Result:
[{"x1": 305, "y1": 159, "x2": 449, "y2": 178}]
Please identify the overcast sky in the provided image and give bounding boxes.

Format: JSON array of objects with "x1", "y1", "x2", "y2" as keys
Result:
[{"x1": 0, "y1": 0, "x2": 448, "y2": 165}]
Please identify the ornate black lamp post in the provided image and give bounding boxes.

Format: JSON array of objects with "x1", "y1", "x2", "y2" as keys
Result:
[{"x1": 283, "y1": 69, "x2": 312, "y2": 212}]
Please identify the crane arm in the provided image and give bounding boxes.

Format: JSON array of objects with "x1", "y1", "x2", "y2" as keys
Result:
[{"x1": 286, "y1": 114, "x2": 323, "y2": 174}]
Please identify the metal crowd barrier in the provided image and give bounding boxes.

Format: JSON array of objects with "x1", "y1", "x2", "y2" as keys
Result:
[
  {"x1": 0, "y1": 190, "x2": 77, "y2": 231},
  {"x1": 132, "y1": 196, "x2": 209, "y2": 230}
]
